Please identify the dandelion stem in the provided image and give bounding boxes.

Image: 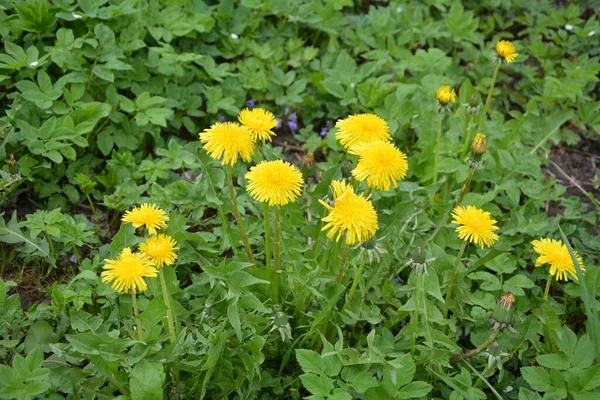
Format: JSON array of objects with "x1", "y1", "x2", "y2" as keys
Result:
[
  {"x1": 482, "y1": 64, "x2": 501, "y2": 120},
  {"x1": 449, "y1": 329, "x2": 499, "y2": 362},
  {"x1": 263, "y1": 203, "x2": 272, "y2": 270},
  {"x1": 411, "y1": 271, "x2": 422, "y2": 353},
  {"x1": 85, "y1": 192, "x2": 97, "y2": 215},
  {"x1": 159, "y1": 269, "x2": 178, "y2": 344},
  {"x1": 421, "y1": 275, "x2": 433, "y2": 345},
  {"x1": 542, "y1": 274, "x2": 556, "y2": 352},
  {"x1": 461, "y1": 113, "x2": 476, "y2": 159},
  {"x1": 342, "y1": 256, "x2": 367, "y2": 313},
  {"x1": 131, "y1": 292, "x2": 144, "y2": 341},
  {"x1": 334, "y1": 241, "x2": 348, "y2": 284},
  {"x1": 272, "y1": 206, "x2": 281, "y2": 303},
  {"x1": 456, "y1": 167, "x2": 475, "y2": 206},
  {"x1": 443, "y1": 240, "x2": 468, "y2": 320},
  {"x1": 226, "y1": 165, "x2": 256, "y2": 264},
  {"x1": 432, "y1": 114, "x2": 444, "y2": 184}
]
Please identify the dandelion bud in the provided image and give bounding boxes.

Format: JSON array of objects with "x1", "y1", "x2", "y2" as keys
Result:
[
  {"x1": 489, "y1": 292, "x2": 517, "y2": 333},
  {"x1": 362, "y1": 237, "x2": 377, "y2": 250},
  {"x1": 471, "y1": 134, "x2": 487, "y2": 155},
  {"x1": 406, "y1": 246, "x2": 435, "y2": 275},
  {"x1": 412, "y1": 247, "x2": 426, "y2": 264},
  {"x1": 467, "y1": 94, "x2": 480, "y2": 116},
  {"x1": 435, "y1": 86, "x2": 457, "y2": 114}
]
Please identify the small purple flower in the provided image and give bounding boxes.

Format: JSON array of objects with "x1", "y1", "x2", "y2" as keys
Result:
[
  {"x1": 287, "y1": 120, "x2": 298, "y2": 132},
  {"x1": 195, "y1": 173, "x2": 203, "y2": 181},
  {"x1": 70, "y1": 255, "x2": 78, "y2": 265},
  {"x1": 245, "y1": 99, "x2": 256, "y2": 108},
  {"x1": 284, "y1": 107, "x2": 290, "y2": 115},
  {"x1": 275, "y1": 118, "x2": 282, "y2": 129},
  {"x1": 289, "y1": 112, "x2": 298, "y2": 122},
  {"x1": 184, "y1": 172, "x2": 192, "y2": 180},
  {"x1": 16, "y1": 242, "x2": 24, "y2": 246},
  {"x1": 319, "y1": 127, "x2": 329, "y2": 137},
  {"x1": 218, "y1": 115, "x2": 226, "y2": 122},
  {"x1": 395, "y1": 277, "x2": 404, "y2": 284}
]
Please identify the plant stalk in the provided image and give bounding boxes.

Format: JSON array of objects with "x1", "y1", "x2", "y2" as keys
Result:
[
  {"x1": 432, "y1": 114, "x2": 444, "y2": 184},
  {"x1": 159, "y1": 269, "x2": 178, "y2": 343},
  {"x1": 272, "y1": 206, "x2": 281, "y2": 303},
  {"x1": 342, "y1": 256, "x2": 367, "y2": 312},
  {"x1": 226, "y1": 165, "x2": 255, "y2": 264},
  {"x1": 461, "y1": 113, "x2": 476, "y2": 159},
  {"x1": 542, "y1": 274, "x2": 556, "y2": 352},
  {"x1": 443, "y1": 241, "x2": 468, "y2": 319},
  {"x1": 131, "y1": 291, "x2": 144, "y2": 341},
  {"x1": 450, "y1": 330, "x2": 499, "y2": 362},
  {"x1": 263, "y1": 203, "x2": 272, "y2": 270},
  {"x1": 411, "y1": 271, "x2": 423, "y2": 352},
  {"x1": 334, "y1": 241, "x2": 348, "y2": 284},
  {"x1": 456, "y1": 167, "x2": 475, "y2": 206},
  {"x1": 481, "y1": 64, "x2": 501, "y2": 121}
]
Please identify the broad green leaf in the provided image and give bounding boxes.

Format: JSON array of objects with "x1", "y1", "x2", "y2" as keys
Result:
[
  {"x1": 130, "y1": 361, "x2": 165, "y2": 400},
  {"x1": 521, "y1": 367, "x2": 552, "y2": 392}
]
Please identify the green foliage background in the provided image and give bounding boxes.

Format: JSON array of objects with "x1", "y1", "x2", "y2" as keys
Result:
[{"x1": 0, "y1": 0, "x2": 599, "y2": 399}]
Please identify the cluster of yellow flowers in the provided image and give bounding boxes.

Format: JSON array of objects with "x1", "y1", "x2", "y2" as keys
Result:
[{"x1": 102, "y1": 204, "x2": 178, "y2": 293}]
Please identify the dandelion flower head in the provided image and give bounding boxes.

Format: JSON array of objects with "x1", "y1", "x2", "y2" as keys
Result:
[
  {"x1": 245, "y1": 160, "x2": 304, "y2": 206},
  {"x1": 350, "y1": 141, "x2": 408, "y2": 191},
  {"x1": 238, "y1": 107, "x2": 278, "y2": 142},
  {"x1": 319, "y1": 180, "x2": 378, "y2": 245},
  {"x1": 532, "y1": 238, "x2": 585, "y2": 281},
  {"x1": 199, "y1": 122, "x2": 255, "y2": 166},
  {"x1": 436, "y1": 86, "x2": 457, "y2": 105},
  {"x1": 140, "y1": 234, "x2": 179, "y2": 268},
  {"x1": 122, "y1": 203, "x2": 169, "y2": 235},
  {"x1": 496, "y1": 40, "x2": 518, "y2": 63},
  {"x1": 452, "y1": 205, "x2": 499, "y2": 248},
  {"x1": 101, "y1": 248, "x2": 157, "y2": 293},
  {"x1": 335, "y1": 113, "x2": 391, "y2": 149}
]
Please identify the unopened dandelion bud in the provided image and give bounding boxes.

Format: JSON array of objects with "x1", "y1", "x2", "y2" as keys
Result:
[
  {"x1": 412, "y1": 247, "x2": 426, "y2": 265},
  {"x1": 467, "y1": 94, "x2": 480, "y2": 115},
  {"x1": 362, "y1": 237, "x2": 377, "y2": 250},
  {"x1": 435, "y1": 86, "x2": 457, "y2": 113},
  {"x1": 489, "y1": 292, "x2": 517, "y2": 332},
  {"x1": 471, "y1": 134, "x2": 487, "y2": 155}
]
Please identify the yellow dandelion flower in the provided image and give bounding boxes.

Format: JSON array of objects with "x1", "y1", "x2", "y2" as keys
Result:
[
  {"x1": 330, "y1": 179, "x2": 352, "y2": 200},
  {"x1": 245, "y1": 160, "x2": 304, "y2": 206},
  {"x1": 122, "y1": 203, "x2": 169, "y2": 235},
  {"x1": 318, "y1": 181, "x2": 378, "y2": 245},
  {"x1": 101, "y1": 248, "x2": 157, "y2": 293},
  {"x1": 452, "y1": 205, "x2": 499, "y2": 248},
  {"x1": 199, "y1": 122, "x2": 255, "y2": 166},
  {"x1": 532, "y1": 238, "x2": 585, "y2": 281},
  {"x1": 496, "y1": 40, "x2": 518, "y2": 63},
  {"x1": 471, "y1": 133, "x2": 487, "y2": 155},
  {"x1": 335, "y1": 113, "x2": 391, "y2": 149},
  {"x1": 140, "y1": 234, "x2": 179, "y2": 268},
  {"x1": 350, "y1": 141, "x2": 408, "y2": 191},
  {"x1": 238, "y1": 107, "x2": 278, "y2": 142},
  {"x1": 436, "y1": 86, "x2": 457, "y2": 105}
]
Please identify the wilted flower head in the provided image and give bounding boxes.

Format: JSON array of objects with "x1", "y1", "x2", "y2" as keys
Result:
[
  {"x1": 319, "y1": 180, "x2": 378, "y2": 245},
  {"x1": 238, "y1": 108, "x2": 278, "y2": 142},
  {"x1": 350, "y1": 141, "x2": 408, "y2": 191},
  {"x1": 199, "y1": 122, "x2": 255, "y2": 166},
  {"x1": 101, "y1": 248, "x2": 157, "y2": 293},
  {"x1": 140, "y1": 234, "x2": 178, "y2": 268},
  {"x1": 531, "y1": 238, "x2": 585, "y2": 281},
  {"x1": 452, "y1": 205, "x2": 499, "y2": 248},
  {"x1": 335, "y1": 113, "x2": 391, "y2": 149},
  {"x1": 495, "y1": 40, "x2": 518, "y2": 63},
  {"x1": 489, "y1": 292, "x2": 517, "y2": 333},
  {"x1": 245, "y1": 160, "x2": 304, "y2": 206},
  {"x1": 122, "y1": 203, "x2": 169, "y2": 235}
]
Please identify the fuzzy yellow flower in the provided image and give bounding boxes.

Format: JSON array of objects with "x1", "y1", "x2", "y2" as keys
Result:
[
  {"x1": 101, "y1": 248, "x2": 157, "y2": 293},
  {"x1": 238, "y1": 107, "x2": 278, "y2": 142},
  {"x1": 140, "y1": 234, "x2": 178, "y2": 268},
  {"x1": 532, "y1": 238, "x2": 585, "y2": 281},
  {"x1": 199, "y1": 122, "x2": 255, "y2": 166},
  {"x1": 319, "y1": 180, "x2": 378, "y2": 245},
  {"x1": 245, "y1": 160, "x2": 304, "y2": 206},
  {"x1": 496, "y1": 40, "x2": 518, "y2": 63},
  {"x1": 335, "y1": 113, "x2": 391, "y2": 149},
  {"x1": 471, "y1": 133, "x2": 487, "y2": 155},
  {"x1": 452, "y1": 205, "x2": 499, "y2": 248},
  {"x1": 436, "y1": 86, "x2": 457, "y2": 105},
  {"x1": 350, "y1": 142, "x2": 408, "y2": 191},
  {"x1": 122, "y1": 203, "x2": 169, "y2": 235}
]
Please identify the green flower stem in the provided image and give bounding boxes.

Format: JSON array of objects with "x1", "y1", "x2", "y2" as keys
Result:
[
  {"x1": 420, "y1": 275, "x2": 434, "y2": 345},
  {"x1": 226, "y1": 165, "x2": 256, "y2": 264},
  {"x1": 263, "y1": 203, "x2": 272, "y2": 270},
  {"x1": 443, "y1": 241, "x2": 468, "y2": 320},
  {"x1": 334, "y1": 241, "x2": 349, "y2": 284},
  {"x1": 342, "y1": 257, "x2": 367, "y2": 313},
  {"x1": 131, "y1": 292, "x2": 144, "y2": 341},
  {"x1": 456, "y1": 167, "x2": 475, "y2": 206},
  {"x1": 84, "y1": 192, "x2": 96, "y2": 215},
  {"x1": 432, "y1": 114, "x2": 444, "y2": 184},
  {"x1": 479, "y1": 64, "x2": 501, "y2": 127},
  {"x1": 461, "y1": 113, "x2": 476, "y2": 159},
  {"x1": 411, "y1": 271, "x2": 422, "y2": 353},
  {"x1": 542, "y1": 274, "x2": 556, "y2": 352},
  {"x1": 159, "y1": 270, "x2": 177, "y2": 344},
  {"x1": 272, "y1": 206, "x2": 281, "y2": 303},
  {"x1": 449, "y1": 329, "x2": 499, "y2": 363}
]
